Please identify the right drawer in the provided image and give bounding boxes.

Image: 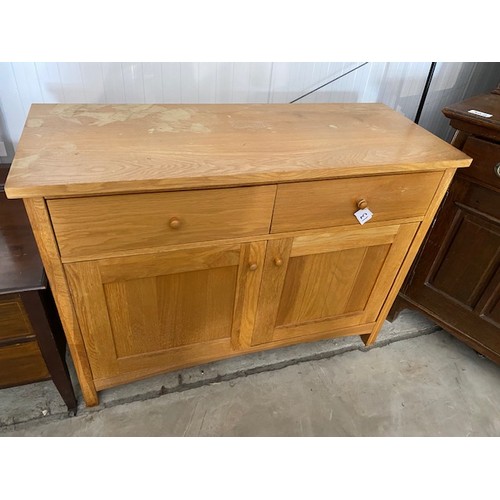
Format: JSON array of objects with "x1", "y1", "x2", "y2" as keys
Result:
[{"x1": 271, "y1": 171, "x2": 444, "y2": 233}]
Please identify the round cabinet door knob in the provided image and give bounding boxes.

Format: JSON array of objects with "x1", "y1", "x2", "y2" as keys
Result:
[
  {"x1": 357, "y1": 198, "x2": 368, "y2": 209},
  {"x1": 274, "y1": 257, "x2": 283, "y2": 267},
  {"x1": 495, "y1": 163, "x2": 500, "y2": 178},
  {"x1": 169, "y1": 217, "x2": 181, "y2": 229},
  {"x1": 248, "y1": 263, "x2": 258, "y2": 271}
]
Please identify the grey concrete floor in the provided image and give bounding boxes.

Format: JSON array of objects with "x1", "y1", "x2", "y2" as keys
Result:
[{"x1": 1, "y1": 310, "x2": 499, "y2": 436}]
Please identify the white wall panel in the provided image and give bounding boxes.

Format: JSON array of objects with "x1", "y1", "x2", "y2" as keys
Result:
[
  {"x1": 375, "y1": 62, "x2": 431, "y2": 119},
  {"x1": 231, "y1": 63, "x2": 252, "y2": 103},
  {"x1": 142, "y1": 62, "x2": 164, "y2": 103},
  {"x1": 34, "y1": 62, "x2": 63, "y2": 103},
  {"x1": 80, "y1": 63, "x2": 106, "y2": 102},
  {"x1": 0, "y1": 63, "x2": 28, "y2": 161},
  {"x1": 215, "y1": 62, "x2": 234, "y2": 104},
  {"x1": 1, "y1": 61, "x2": 499, "y2": 164},
  {"x1": 270, "y1": 62, "x2": 319, "y2": 103},
  {"x1": 122, "y1": 62, "x2": 145, "y2": 103},
  {"x1": 102, "y1": 63, "x2": 126, "y2": 103},
  {"x1": 56, "y1": 62, "x2": 85, "y2": 102},
  {"x1": 291, "y1": 62, "x2": 335, "y2": 103},
  {"x1": 161, "y1": 62, "x2": 181, "y2": 103},
  {"x1": 245, "y1": 62, "x2": 273, "y2": 103},
  {"x1": 180, "y1": 62, "x2": 200, "y2": 103},
  {"x1": 320, "y1": 62, "x2": 369, "y2": 103},
  {"x1": 11, "y1": 63, "x2": 43, "y2": 113},
  {"x1": 197, "y1": 62, "x2": 217, "y2": 103}
]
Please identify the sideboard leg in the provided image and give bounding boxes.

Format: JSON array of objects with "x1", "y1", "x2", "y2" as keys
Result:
[{"x1": 23, "y1": 197, "x2": 99, "y2": 407}]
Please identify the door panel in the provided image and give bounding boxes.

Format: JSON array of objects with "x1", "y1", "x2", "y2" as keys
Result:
[
  {"x1": 427, "y1": 210, "x2": 499, "y2": 308},
  {"x1": 477, "y1": 267, "x2": 500, "y2": 329},
  {"x1": 104, "y1": 266, "x2": 238, "y2": 358},
  {"x1": 252, "y1": 223, "x2": 419, "y2": 346},
  {"x1": 403, "y1": 176, "x2": 500, "y2": 359},
  {"x1": 65, "y1": 243, "x2": 254, "y2": 383},
  {"x1": 275, "y1": 245, "x2": 391, "y2": 326}
]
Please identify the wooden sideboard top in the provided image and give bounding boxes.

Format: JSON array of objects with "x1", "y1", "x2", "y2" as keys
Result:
[{"x1": 5, "y1": 103, "x2": 471, "y2": 199}]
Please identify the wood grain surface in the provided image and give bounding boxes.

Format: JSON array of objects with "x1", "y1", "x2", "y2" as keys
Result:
[
  {"x1": 5, "y1": 103, "x2": 471, "y2": 198},
  {"x1": 48, "y1": 185, "x2": 275, "y2": 260},
  {"x1": 0, "y1": 295, "x2": 33, "y2": 342},
  {"x1": 392, "y1": 90, "x2": 500, "y2": 363},
  {"x1": 0, "y1": 340, "x2": 50, "y2": 388},
  {"x1": 23, "y1": 198, "x2": 98, "y2": 405},
  {"x1": 442, "y1": 92, "x2": 500, "y2": 133},
  {"x1": 271, "y1": 171, "x2": 443, "y2": 233},
  {"x1": 5, "y1": 104, "x2": 471, "y2": 406},
  {"x1": 251, "y1": 222, "x2": 418, "y2": 346},
  {"x1": 362, "y1": 169, "x2": 457, "y2": 345},
  {"x1": 64, "y1": 243, "x2": 246, "y2": 382}
]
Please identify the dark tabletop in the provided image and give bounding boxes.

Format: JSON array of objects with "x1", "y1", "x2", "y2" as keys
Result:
[
  {"x1": 442, "y1": 92, "x2": 500, "y2": 133},
  {"x1": 1, "y1": 165, "x2": 45, "y2": 294}
]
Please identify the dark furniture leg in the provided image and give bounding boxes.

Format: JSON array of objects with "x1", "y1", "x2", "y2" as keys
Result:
[
  {"x1": 22, "y1": 290, "x2": 78, "y2": 413},
  {"x1": 386, "y1": 295, "x2": 414, "y2": 322}
]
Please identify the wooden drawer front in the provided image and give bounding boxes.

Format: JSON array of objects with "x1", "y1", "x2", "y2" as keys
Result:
[
  {"x1": 0, "y1": 295, "x2": 33, "y2": 342},
  {"x1": 48, "y1": 185, "x2": 276, "y2": 260},
  {"x1": 0, "y1": 341, "x2": 50, "y2": 388},
  {"x1": 271, "y1": 171, "x2": 443, "y2": 233},
  {"x1": 461, "y1": 136, "x2": 500, "y2": 189}
]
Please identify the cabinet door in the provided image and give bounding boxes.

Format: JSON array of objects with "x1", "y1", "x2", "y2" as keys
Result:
[
  {"x1": 251, "y1": 223, "x2": 419, "y2": 346},
  {"x1": 405, "y1": 179, "x2": 500, "y2": 358},
  {"x1": 64, "y1": 242, "x2": 264, "y2": 388}
]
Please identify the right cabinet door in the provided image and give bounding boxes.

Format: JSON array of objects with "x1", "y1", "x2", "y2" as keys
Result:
[{"x1": 251, "y1": 223, "x2": 419, "y2": 346}]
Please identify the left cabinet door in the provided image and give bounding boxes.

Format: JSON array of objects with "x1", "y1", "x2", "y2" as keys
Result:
[{"x1": 64, "y1": 241, "x2": 265, "y2": 390}]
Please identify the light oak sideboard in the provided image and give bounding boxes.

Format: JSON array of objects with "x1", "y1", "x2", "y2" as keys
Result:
[{"x1": 5, "y1": 103, "x2": 471, "y2": 406}]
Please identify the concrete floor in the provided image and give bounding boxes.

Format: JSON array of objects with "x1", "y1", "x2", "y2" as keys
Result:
[{"x1": 1, "y1": 310, "x2": 499, "y2": 436}]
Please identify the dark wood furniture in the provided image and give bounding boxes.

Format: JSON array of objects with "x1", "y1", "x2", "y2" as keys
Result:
[
  {"x1": 0, "y1": 164, "x2": 77, "y2": 412},
  {"x1": 390, "y1": 91, "x2": 500, "y2": 364}
]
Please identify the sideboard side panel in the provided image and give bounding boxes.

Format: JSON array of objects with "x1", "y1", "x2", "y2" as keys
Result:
[
  {"x1": 362, "y1": 168, "x2": 457, "y2": 345},
  {"x1": 23, "y1": 197, "x2": 97, "y2": 406}
]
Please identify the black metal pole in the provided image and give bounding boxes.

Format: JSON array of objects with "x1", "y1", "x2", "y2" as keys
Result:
[
  {"x1": 289, "y1": 62, "x2": 369, "y2": 103},
  {"x1": 414, "y1": 62, "x2": 437, "y2": 124}
]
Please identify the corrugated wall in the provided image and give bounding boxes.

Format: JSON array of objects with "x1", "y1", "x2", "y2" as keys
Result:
[{"x1": 0, "y1": 62, "x2": 499, "y2": 163}]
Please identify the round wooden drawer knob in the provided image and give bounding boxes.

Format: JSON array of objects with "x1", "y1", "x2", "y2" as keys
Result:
[
  {"x1": 357, "y1": 198, "x2": 368, "y2": 209},
  {"x1": 274, "y1": 257, "x2": 283, "y2": 267},
  {"x1": 169, "y1": 217, "x2": 181, "y2": 229},
  {"x1": 249, "y1": 263, "x2": 258, "y2": 271}
]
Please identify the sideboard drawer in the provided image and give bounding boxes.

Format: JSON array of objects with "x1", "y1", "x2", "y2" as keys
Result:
[
  {"x1": 461, "y1": 136, "x2": 500, "y2": 189},
  {"x1": 0, "y1": 295, "x2": 32, "y2": 342},
  {"x1": 48, "y1": 185, "x2": 276, "y2": 260},
  {"x1": 271, "y1": 171, "x2": 443, "y2": 233},
  {"x1": 0, "y1": 341, "x2": 50, "y2": 388}
]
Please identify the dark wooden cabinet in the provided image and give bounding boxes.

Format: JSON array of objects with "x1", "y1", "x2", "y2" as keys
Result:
[
  {"x1": 390, "y1": 91, "x2": 500, "y2": 364},
  {"x1": 0, "y1": 165, "x2": 77, "y2": 411}
]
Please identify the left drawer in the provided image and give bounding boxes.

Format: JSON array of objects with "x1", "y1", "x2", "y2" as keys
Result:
[{"x1": 48, "y1": 185, "x2": 276, "y2": 261}]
